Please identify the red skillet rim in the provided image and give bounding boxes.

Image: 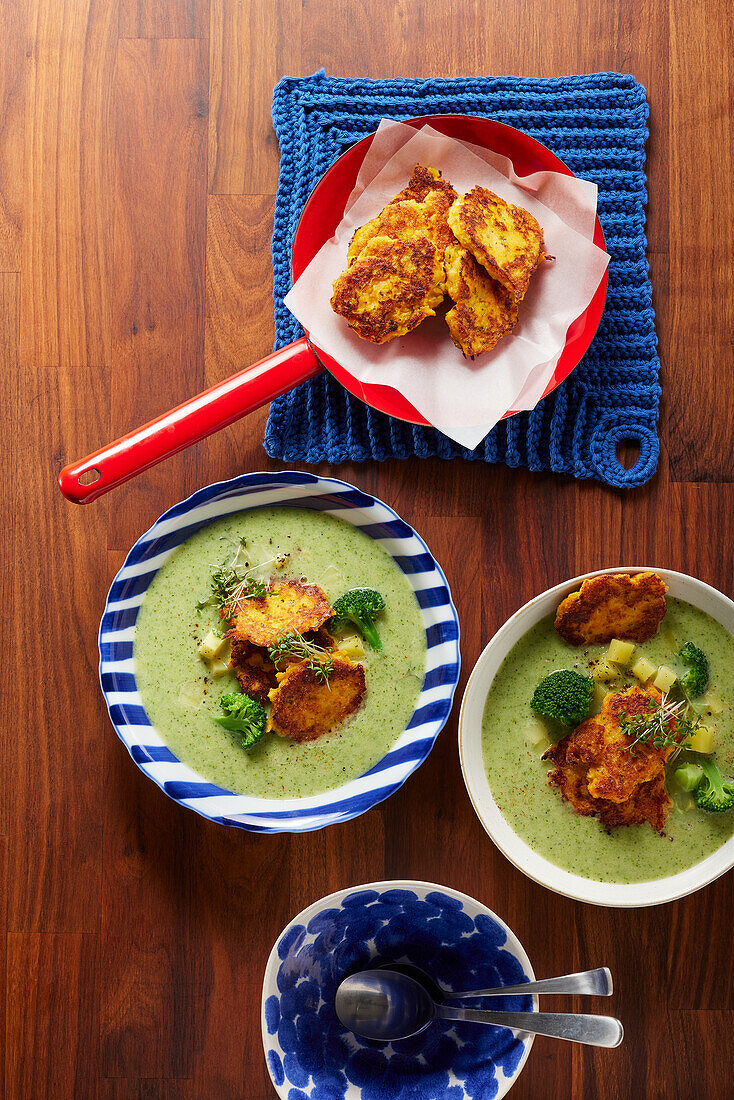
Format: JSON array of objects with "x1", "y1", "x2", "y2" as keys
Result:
[{"x1": 290, "y1": 114, "x2": 608, "y2": 427}]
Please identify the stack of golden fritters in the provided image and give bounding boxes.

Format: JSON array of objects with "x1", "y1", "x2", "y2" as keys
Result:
[
  {"x1": 330, "y1": 165, "x2": 549, "y2": 358},
  {"x1": 226, "y1": 580, "x2": 366, "y2": 741},
  {"x1": 332, "y1": 166, "x2": 451, "y2": 345}
]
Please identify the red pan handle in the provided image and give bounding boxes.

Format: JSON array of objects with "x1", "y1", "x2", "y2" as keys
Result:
[{"x1": 58, "y1": 337, "x2": 322, "y2": 504}]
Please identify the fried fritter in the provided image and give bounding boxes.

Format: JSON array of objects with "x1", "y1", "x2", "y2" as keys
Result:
[
  {"x1": 554, "y1": 572, "x2": 668, "y2": 647},
  {"x1": 388, "y1": 164, "x2": 457, "y2": 206},
  {"x1": 267, "y1": 655, "x2": 367, "y2": 742},
  {"x1": 444, "y1": 241, "x2": 519, "y2": 357},
  {"x1": 388, "y1": 166, "x2": 458, "y2": 281},
  {"x1": 343, "y1": 165, "x2": 456, "y2": 307},
  {"x1": 595, "y1": 772, "x2": 670, "y2": 831},
  {"x1": 447, "y1": 186, "x2": 548, "y2": 301},
  {"x1": 544, "y1": 739, "x2": 671, "y2": 833},
  {"x1": 330, "y1": 234, "x2": 444, "y2": 344},
  {"x1": 307, "y1": 625, "x2": 336, "y2": 650},
  {"x1": 228, "y1": 580, "x2": 333, "y2": 649},
  {"x1": 229, "y1": 639, "x2": 278, "y2": 705},
  {"x1": 348, "y1": 193, "x2": 455, "y2": 278},
  {"x1": 543, "y1": 686, "x2": 675, "y2": 833},
  {"x1": 568, "y1": 686, "x2": 673, "y2": 802}
]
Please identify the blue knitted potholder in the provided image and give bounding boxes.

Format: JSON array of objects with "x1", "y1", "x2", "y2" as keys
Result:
[{"x1": 265, "y1": 71, "x2": 661, "y2": 489}]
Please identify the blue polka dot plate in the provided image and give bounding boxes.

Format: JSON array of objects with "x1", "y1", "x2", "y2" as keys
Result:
[
  {"x1": 98, "y1": 471, "x2": 460, "y2": 833},
  {"x1": 262, "y1": 880, "x2": 536, "y2": 1099}
]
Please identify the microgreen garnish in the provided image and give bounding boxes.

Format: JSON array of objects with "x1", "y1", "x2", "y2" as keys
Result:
[
  {"x1": 268, "y1": 630, "x2": 334, "y2": 685},
  {"x1": 621, "y1": 693, "x2": 700, "y2": 757},
  {"x1": 196, "y1": 544, "x2": 277, "y2": 616},
  {"x1": 211, "y1": 567, "x2": 268, "y2": 609}
]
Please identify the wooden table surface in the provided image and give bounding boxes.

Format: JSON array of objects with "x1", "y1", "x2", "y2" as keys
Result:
[{"x1": 4, "y1": 0, "x2": 733, "y2": 1096}]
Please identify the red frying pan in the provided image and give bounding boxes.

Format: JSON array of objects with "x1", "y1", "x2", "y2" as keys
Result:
[{"x1": 58, "y1": 115, "x2": 607, "y2": 504}]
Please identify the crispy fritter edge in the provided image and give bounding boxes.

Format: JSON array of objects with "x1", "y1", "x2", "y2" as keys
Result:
[{"x1": 554, "y1": 572, "x2": 669, "y2": 646}]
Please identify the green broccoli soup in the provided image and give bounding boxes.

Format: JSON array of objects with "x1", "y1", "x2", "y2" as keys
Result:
[
  {"x1": 481, "y1": 598, "x2": 734, "y2": 883},
  {"x1": 133, "y1": 508, "x2": 426, "y2": 798}
]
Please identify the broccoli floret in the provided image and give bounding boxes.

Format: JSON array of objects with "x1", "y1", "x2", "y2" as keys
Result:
[
  {"x1": 330, "y1": 588, "x2": 386, "y2": 651},
  {"x1": 692, "y1": 757, "x2": 734, "y2": 813},
  {"x1": 530, "y1": 670, "x2": 594, "y2": 727},
  {"x1": 673, "y1": 762, "x2": 704, "y2": 792},
  {"x1": 214, "y1": 692, "x2": 266, "y2": 749},
  {"x1": 679, "y1": 641, "x2": 709, "y2": 698}
]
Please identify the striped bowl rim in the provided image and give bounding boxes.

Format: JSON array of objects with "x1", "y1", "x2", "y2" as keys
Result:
[{"x1": 98, "y1": 471, "x2": 461, "y2": 832}]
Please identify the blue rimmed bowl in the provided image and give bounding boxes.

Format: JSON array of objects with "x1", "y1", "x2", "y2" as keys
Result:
[
  {"x1": 262, "y1": 880, "x2": 536, "y2": 1100},
  {"x1": 98, "y1": 472, "x2": 460, "y2": 832}
]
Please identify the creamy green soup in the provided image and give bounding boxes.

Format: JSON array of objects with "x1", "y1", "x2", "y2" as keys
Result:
[
  {"x1": 134, "y1": 508, "x2": 426, "y2": 798},
  {"x1": 481, "y1": 598, "x2": 734, "y2": 883}
]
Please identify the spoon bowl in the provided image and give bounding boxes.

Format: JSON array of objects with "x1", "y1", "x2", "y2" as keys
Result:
[{"x1": 336, "y1": 969, "x2": 436, "y2": 1041}]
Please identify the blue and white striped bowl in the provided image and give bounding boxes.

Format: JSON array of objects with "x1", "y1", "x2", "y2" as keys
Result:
[{"x1": 99, "y1": 471, "x2": 461, "y2": 833}]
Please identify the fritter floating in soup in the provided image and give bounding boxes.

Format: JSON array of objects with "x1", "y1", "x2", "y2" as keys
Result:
[{"x1": 554, "y1": 571, "x2": 668, "y2": 646}]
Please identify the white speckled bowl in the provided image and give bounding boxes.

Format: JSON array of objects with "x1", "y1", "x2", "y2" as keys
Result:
[{"x1": 459, "y1": 567, "x2": 734, "y2": 907}]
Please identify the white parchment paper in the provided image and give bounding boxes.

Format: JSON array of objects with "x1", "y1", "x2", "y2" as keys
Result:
[{"x1": 284, "y1": 120, "x2": 609, "y2": 449}]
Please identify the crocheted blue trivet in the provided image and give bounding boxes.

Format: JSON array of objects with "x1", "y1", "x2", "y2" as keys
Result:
[{"x1": 265, "y1": 71, "x2": 661, "y2": 489}]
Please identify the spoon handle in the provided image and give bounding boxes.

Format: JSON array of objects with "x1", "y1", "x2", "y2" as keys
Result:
[
  {"x1": 445, "y1": 967, "x2": 612, "y2": 999},
  {"x1": 435, "y1": 1006, "x2": 623, "y2": 1048}
]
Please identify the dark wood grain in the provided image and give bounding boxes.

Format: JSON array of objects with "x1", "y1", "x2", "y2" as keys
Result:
[
  {"x1": 205, "y1": 195, "x2": 276, "y2": 377},
  {"x1": 208, "y1": 0, "x2": 301, "y2": 194},
  {"x1": 5, "y1": 933, "x2": 98, "y2": 1097},
  {"x1": 100, "y1": 735, "x2": 207, "y2": 1079},
  {"x1": 2, "y1": 265, "x2": 107, "y2": 935},
  {"x1": 0, "y1": 838, "x2": 6, "y2": 1100},
  {"x1": 4, "y1": 0, "x2": 734, "y2": 1097},
  {"x1": 666, "y1": 0, "x2": 733, "y2": 481},
  {"x1": 109, "y1": 37, "x2": 208, "y2": 549},
  {"x1": 0, "y1": 0, "x2": 23, "y2": 271},
  {"x1": 118, "y1": 0, "x2": 209, "y2": 40},
  {"x1": 20, "y1": 0, "x2": 117, "y2": 368}
]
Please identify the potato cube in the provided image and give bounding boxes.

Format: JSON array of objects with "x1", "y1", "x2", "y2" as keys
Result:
[
  {"x1": 701, "y1": 691, "x2": 725, "y2": 716},
  {"x1": 632, "y1": 656, "x2": 657, "y2": 683},
  {"x1": 591, "y1": 682, "x2": 609, "y2": 713},
  {"x1": 178, "y1": 680, "x2": 204, "y2": 709},
  {"x1": 591, "y1": 658, "x2": 617, "y2": 683},
  {"x1": 524, "y1": 717, "x2": 550, "y2": 748},
  {"x1": 687, "y1": 725, "x2": 715, "y2": 754},
  {"x1": 607, "y1": 639, "x2": 636, "y2": 665},
  {"x1": 209, "y1": 658, "x2": 230, "y2": 680},
  {"x1": 337, "y1": 635, "x2": 365, "y2": 662},
  {"x1": 653, "y1": 665, "x2": 678, "y2": 693},
  {"x1": 197, "y1": 631, "x2": 228, "y2": 661}
]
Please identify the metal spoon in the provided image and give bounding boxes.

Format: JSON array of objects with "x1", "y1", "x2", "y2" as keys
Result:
[
  {"x1": 441, "y1": 966, "x2": 613, "y2": 1000},
  {"x1": 335, "y1": 969, "x2": 623, "y2": 1048}
]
